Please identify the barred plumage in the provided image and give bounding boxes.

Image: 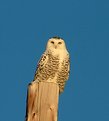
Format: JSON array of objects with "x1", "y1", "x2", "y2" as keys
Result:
[{"x1": 33, "y1": 37, "x2": 70, "y2": 93}]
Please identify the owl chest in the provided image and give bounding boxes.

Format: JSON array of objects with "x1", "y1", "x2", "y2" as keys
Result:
[
  {"x1": 38, "y1": 53, "x2": 67, "y2": 81},
  {"x1": 49, "y1": 56, "x2": 66, "y2": 78}
]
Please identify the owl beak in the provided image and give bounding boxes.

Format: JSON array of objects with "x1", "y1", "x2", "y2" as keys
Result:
[{"x1": 55, "y1": 45, "x2": 57, "y2": 49}]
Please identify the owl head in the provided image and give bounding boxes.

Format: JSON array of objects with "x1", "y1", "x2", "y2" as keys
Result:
[{"x1": 46, "y1": 36, "x2": 67, "y2": 51}]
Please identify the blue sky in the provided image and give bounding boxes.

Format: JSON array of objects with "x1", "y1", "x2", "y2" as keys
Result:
[{"x1": 0, "y1": 0, "x2": 109, "y2": 121}]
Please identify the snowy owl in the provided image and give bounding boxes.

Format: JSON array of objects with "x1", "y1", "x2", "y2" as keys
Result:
[{"x1": 33, "y1": 36, "x2": 70, "y2": 93}]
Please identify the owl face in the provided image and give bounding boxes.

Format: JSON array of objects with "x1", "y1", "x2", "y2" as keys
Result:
[{"x1": 46, "y1": 38, "x2": 66, "y2": 51}]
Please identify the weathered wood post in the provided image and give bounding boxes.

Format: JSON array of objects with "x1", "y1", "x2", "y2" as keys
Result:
[{"x1": 25, "y1": 81, "x2": 59, "y2": 121}]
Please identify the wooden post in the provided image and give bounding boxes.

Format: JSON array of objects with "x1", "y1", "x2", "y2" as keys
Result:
[{"x1": 25, "y1": 81, "x2": 59, "y2": 121}]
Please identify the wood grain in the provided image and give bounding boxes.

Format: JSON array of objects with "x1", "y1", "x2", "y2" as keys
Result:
[{"x1": 25, "y1": 81, "x2": 59, "y2": 121}]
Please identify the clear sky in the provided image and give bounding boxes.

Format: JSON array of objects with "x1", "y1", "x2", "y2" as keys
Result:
[{"x1": 0, "y1": 0, "x2": 109, "y2": 121}]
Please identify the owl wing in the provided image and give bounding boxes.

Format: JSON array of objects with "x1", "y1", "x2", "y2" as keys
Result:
[
  {"x1": 64, "y1": 53, "x2": 70, "y2": 81},
  {"x1": 33, "y1": 52, "x2": 48, "y2": 81},
  {"x1": 58, "y1": 54, "x2": 70, "y2": 93},
  {"x1": 67, "y1": 55, "x2": 70, "y2": 80}
]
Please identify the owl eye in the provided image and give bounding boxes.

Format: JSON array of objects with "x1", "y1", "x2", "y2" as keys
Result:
[
  {"x1": 58, "y1": 42, "x2": 62, "y2": 44},
  {"x1": 51, "y1": 41, "x2": 54, "y2": 44}
]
